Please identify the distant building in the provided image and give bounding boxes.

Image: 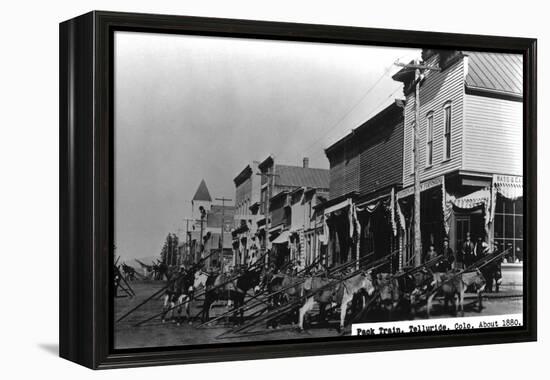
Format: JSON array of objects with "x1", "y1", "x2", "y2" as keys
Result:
[
  {"x1": 258, "y1": 156, "x2": 330, "y2": 269},
  {"x1": 205, "y1": 203, "x2": 235, "y2": 269},
  {"x1": 232, "y1": 162, "x2": 262, "y2": 267},
  {"x1": 188, "y1": 179, "x2": 235, "y2": 269},
  {"x1": 191, "y1": 178, "x2": 212, "y2": 232},
  {"x1": 289, "y1": 187, "x2": 328, "y2": 269},
  {"x1": 230, "y1": 157, "x2": 329, "y2": 269}
]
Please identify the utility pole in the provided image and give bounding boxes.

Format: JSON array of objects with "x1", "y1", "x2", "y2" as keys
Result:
[
  {"x1": 166, "y1": 234, "x2": 172, "y2": 267},
  {"x1": 182, "y1": 217, "x2": 204, "y2": 265},
  {"x1": 394, "y1": 59, "x2": 440, "y2": 267},
  {"x1": 183, "y1": 218, "x2": 192, "y2": 265},
  {"x1": 181, "y1": 201, "x2": 193, "y2": 265},
  {"x1": 176, "y1": 227, "x2": 185, "y2": 266},
  {"x1": 215, "y1": 197, "x2": 233, "y2": 272},
  {"x1": 199, "y1": 207, "x2": 206, "y2": 252}
]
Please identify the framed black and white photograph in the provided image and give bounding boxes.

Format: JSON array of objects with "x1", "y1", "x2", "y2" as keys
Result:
[{"x1": 59, "y1": 11, "x2": 536, "y2": 369}]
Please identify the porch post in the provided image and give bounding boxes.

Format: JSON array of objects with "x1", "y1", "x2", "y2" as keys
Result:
[
  {"x1": 356, "y1": 234, "x2": 360, "y2": 270},
  {"x1": 399, "y1": 233, "x2": 403, "y2": 271}
]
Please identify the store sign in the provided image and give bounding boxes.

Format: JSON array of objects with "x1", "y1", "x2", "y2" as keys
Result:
[
  {"x1": 493, "y1": 174, "x2": 523, "y2": 201},
  {"x1": 493, "y1": 174, "x2": 523, "y2": 185},
  {"x1": 397, "y1": 175, "x2": 444, "y2": 199}
]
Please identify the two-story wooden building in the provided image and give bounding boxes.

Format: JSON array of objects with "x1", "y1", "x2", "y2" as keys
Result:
[
  {"x1": 256, "y1": 156, "x2": 329, "y2": 268},
  {"x1": 393, "y1": 49, "x2": 523, "y2": 265},
  {"x1": 231, "y1": 162, "x2": 263, "y2": 267},
  {"x1": 286, "y1": 186, "x2": 328, "y2": 269},
  {"x1": 324, "y1": 100, "x2": 405, "y2": 268}
]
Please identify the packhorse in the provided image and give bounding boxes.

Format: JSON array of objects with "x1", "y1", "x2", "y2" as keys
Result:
[
  {"x1": 121, "y1": 263, "x2": 137, "y2": 281},
  {"x1": 200, "y1": 267, "x2": 264, "y2": 325},
  {"x1": 480, "y1": 258, "x2": 502, "y2": 292},
  {"x1": 265, "y1": 272, "x2": 304, "y2": 328},
  {"x1": 373, "y1": 272, "x2": 403, "y2": 316},
  {"x1": 297, "y1": 271, "x2": 376, "y2": 333},
  {"x1": 426, "y1": 269, "x2": 486, "y2": 317},
  {"x1": 398, "y1": 268, "x2": 433, "y2": 315},
  {"x1": 161, "y1": 268, "x2": 196, "y2": 325}
]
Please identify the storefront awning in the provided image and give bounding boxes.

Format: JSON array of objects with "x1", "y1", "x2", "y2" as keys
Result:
[
  {"x1": 494, "y1": 175, "x2": 523, "y2": 200},
  {"x1": 445, "y1": 185, "x2": 492, "y2": 232},
  {"x1": 356, "y1": 191, "x2": 390, "y2": 212},
  {"x1": 324, "y1": 198, "x2": 351, "y2": 216},
  {"x1": 271, "y1": 230, "x2": 290, "y2": 244},
  {"x1": 356, "y1": 199, "x2": 383, "y2": 213},
  {"x1": 451, "y1": 188, "x2": 491, "y2": 209}
]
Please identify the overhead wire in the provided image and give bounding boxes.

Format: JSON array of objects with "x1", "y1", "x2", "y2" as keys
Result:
[
  {"x1": 278, "y1": 54, "x2": 412, "y2": 165},
  {"x1": 294, "y1": 62, "x2": 397, "y2": 159}
]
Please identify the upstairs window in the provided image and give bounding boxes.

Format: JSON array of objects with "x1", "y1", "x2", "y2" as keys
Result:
[
  {"x1": 443, "y1": 102, "x2": 452, "y2": 160},
  {"x1": 426, "y1": 112, "x2": 434, "y2": 166}
]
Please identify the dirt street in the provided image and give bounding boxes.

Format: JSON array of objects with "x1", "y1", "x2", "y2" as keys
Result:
[{"x1": 114, "y1": 278, "x2": 523, "y2": 349}]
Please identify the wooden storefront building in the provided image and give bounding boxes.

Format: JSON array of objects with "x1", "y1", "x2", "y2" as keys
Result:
[
  {"x1": 393, "y1": 49, "x2": 524, "y2": 266},
  {"x1": 324, "y1": 100, "x2": 405, "y2": 269}
]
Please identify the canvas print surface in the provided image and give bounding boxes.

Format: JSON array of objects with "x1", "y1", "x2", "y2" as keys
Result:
[{"x1": 113, "y1": 31, "x2": 524, "y2": 349}]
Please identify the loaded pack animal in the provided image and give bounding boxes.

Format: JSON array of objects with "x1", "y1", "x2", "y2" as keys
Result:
[
  {"x1": 397, "y1": 254, "x2": 451, "y2": 314},
  {"x1": 396, "y1": 268, "x2": 434, "y2": 316},
  {"x1": 121, "y1": 263, "x2": 137, "y2": 281},
  {"x1": 370, "y1": 272, "x2": 413, "y2": 319},
  {"x1": 267, "y1": 273, "x2": 303, "y2": 307},
  {"x1": 297, "y1": 271, "x2": 376, "y2": 333},
  {"x1": 193, "y1": 270, "x2": 209, "y2": 291},
  {"x1": 480, "y1": 256, "x2": 502, "y2": 292},
  {"x1": 161, "y1": 268, "x2": 196, "y2": 325},
  {"x1": 200, "y1": 267, "x2": 264, "y2": 325},
  {"x1": 265, "y1": 257, "x2": 329, "y2": 311},
  {"x1": 264, "y1": 272, "x2": 305, "y2": 327},
  {"x1": 426, "y1": 269, "x2": 486, "y2": 317},
  {"x1": 135, "y1": 259, "x2": 154, "y2": 279},
  {"x1": 153, "y1": 261, "x2": 169, "y2": 280}
]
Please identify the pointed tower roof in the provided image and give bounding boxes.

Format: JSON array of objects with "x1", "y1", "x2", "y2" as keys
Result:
[{"x1": 192, "y1": 179, "x2": 212, "y2": 202}]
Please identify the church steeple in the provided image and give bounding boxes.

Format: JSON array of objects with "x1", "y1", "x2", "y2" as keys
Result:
[{"x1": 192, "y1": 179, "x2": 212, "y2": 202}]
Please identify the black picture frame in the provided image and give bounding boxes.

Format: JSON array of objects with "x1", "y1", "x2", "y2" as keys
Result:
[{"x1": 59, "y1": 10, "x2": 537, "y2": 369}]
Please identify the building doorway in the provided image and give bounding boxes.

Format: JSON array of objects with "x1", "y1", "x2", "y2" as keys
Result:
[{"x1": 454, "y1": 209, "x2": 484, "y2": 250}]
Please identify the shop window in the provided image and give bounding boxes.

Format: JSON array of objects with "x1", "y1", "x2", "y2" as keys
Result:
[
  {"x1": 443, "y1": 102, "x2": 452, "y2": 160},
  {"x1": 493, "y1": 195, "x2": 524, "y2": 263},
  {"x1": 426, "y1": 112, "x2": 434, "y2": 166},
  {"x1": 515, "y1": 198, "x2": 524, "y2": 214}
]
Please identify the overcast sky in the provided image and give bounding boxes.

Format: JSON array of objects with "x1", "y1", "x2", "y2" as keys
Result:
[{"x1": 114, "y1": 31, "x2": 420, "y2": 261}]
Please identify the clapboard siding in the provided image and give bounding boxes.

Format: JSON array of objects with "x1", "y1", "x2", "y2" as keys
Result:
[
  {"x1": 358, "y1": 117, "x2": 404, "y2": 195},
  {"x1": 463, "y1": 94, "x2": 523, "y2": 175},
  {"x1": 328, "y1": 156, "x2": 345, "y2": 199},
  {"x1": 328, "y1": 147, "x2": 359, "y2": 200},
  {"x1": 403, "y1": 55, "x2": 464, "y2": 187},
  {"x1": 327, "y1": 103, "x2": 404, "y2": 200}
]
